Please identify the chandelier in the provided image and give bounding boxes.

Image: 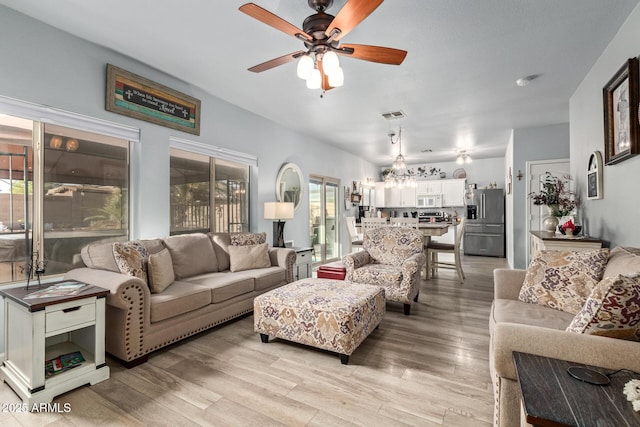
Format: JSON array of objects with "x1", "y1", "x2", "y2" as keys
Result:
[
  {"x1": 384, "y1": 127, "x2": 416, "y2": 189},
  {"x1": 456, "y1": 150, "x2": 472, "y2": 165}
]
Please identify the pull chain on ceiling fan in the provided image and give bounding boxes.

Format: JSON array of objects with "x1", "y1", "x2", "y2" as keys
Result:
[{"x1": 239, "y1": 0, "x2": 407, "y2": 91}]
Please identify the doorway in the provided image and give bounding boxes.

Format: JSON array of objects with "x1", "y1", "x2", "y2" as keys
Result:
[
  {"x1": 525, "y1": 158, "x2": 569, "y2": 264},
  {"x1": 309, "y1": 175, "x2": 340, "y2": 265}
]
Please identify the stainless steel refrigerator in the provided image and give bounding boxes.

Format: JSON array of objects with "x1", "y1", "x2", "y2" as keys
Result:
[{"x1": 464, "y1": 188, "x2": 505, "y2": 257}]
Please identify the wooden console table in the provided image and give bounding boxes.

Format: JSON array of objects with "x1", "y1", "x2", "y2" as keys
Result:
[
  {"x1": 530, "y1": 230, "x2": 602, "y2": 259},
  {"x1": 513, "y1": 352, "x2": 640, "y2": 427}
]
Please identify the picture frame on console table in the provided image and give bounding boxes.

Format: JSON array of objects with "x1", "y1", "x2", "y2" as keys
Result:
[
  {"x1": 602, "y1": 57, "x2": 638, "y2": 165},
  {"x1": 587, "y1": 151, "x2": 603, "y2": 200},
  {"x1": 106, "y1": 64, "x2": 201, "y2": 135}
]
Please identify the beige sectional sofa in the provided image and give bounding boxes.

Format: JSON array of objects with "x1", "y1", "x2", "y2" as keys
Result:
[
  {"x1": 490, "y1": 247, "x2": 640, "y2": 426},
  {"x1": 65, "y1": 232, "x2": 295, "y2": 367}
]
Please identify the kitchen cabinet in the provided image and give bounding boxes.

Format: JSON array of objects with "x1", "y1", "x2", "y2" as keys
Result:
[
  {"x1": 441, "y1": 179, "x2": 466, "y2": 207},
  {"x1": 374, "y1": 182, "x2": 386, "y2": 208},
  {"x1": 385, "y1": 186, "x2": 416, "y2": 207},
  {"x1": 416, "y1": 180, "x2": 442, "y2": 195}
]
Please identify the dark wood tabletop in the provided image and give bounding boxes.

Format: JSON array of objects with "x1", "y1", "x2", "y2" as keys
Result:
[
  {"x1": 513, "y1": 352, "x2": 640, "y2": 427},
  {"x1": 0, "y1": 281, "x2": 109, "y2": 312}
]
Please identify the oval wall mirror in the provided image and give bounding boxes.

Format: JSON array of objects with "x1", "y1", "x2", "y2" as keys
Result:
[{"x1": 275, "y1": 163, "x2": 304, "y2": 210}]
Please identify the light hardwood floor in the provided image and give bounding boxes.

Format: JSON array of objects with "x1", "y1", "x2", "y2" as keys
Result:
[{"x1": 0, "y1": 255, "x2": 508, "y2": 426}]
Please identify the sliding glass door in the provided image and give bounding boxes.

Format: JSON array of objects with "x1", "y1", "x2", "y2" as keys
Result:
[{"x1": 309, "y1": 175, "x2": 340, "y2": 265}]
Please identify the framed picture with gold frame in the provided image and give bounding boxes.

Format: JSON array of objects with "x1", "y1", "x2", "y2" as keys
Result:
[
  {"x1": 602, "y1": 57, "x2": 639, "y2": 165},
  {"x1": 106, "y1": 64, "x2": 201, "y2": 135}
]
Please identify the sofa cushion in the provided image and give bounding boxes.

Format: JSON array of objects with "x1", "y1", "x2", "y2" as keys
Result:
[
  {"x1": 113, "y1": 241, "x2": 149, "y2": 285},
  {"x1": 147, "y1": 248, "x2": 175, "y2": 293},
  {"x1": 210, "y1": 233, "x2": 232, "y2": 271},
  {"x1": 149, "y1": 281, "x2": 211, "y2": 322},
  {"x1": 351, "y1": 264, "x2": 403, "y2": 288},
  {"x1": 241, "y1": 266, "x2": 286, "y2": 291},
  {"x1": 230, "y1": 232, "x2": 266, "y2": 246},
  {"x1": 140, "y1": 238, "x2": 165, "y2": 256},
  {"x1": 518, "y1": 249, "x2": 610, "y2": 315},
  {"x1": 163, "y1": 233, "x2": 218, "y2": 279},
  {"x1": 363, "y1": 227, "x2": 423, "y2": 266},
  {"x1": 80, "y1": 240, "x2": 123, "y2": 272},
  {"x1": 228, "y1": 243, "x2": 271, "y2": 272},
  {"x1": 491, "y1": 299, "x2": 575, "y2": 331},
  {"x1": 185, "y1": 272, "x2": 255, "y2": 303},
  {"x1": 603, "y1": 247, "x2": 640, "y2": 279},
  {"x1": 566, "y1": 274, "x2": 640, "y2": 341}
]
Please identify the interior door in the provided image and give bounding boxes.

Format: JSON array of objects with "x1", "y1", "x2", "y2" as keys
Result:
[{"x1": 526, "y1": 159, "x2": 569, "y2": 263}]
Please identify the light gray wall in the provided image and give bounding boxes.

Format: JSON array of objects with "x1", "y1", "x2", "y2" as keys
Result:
[
  {"x1": 505, "y1": 131, "x2": 515, "y2": 268},
  {"x1": 0, "y1": 5, "x2": 378, "y2": 254},
  {"x1": 512, "y1": 123, "x2": 570, "y2": 268},
  {"x1": 570, "y1": 3, "x2": 640, "y2": 248},
  {"x1": 0, "y1": 6, "x2": 379, "y2": 353}
]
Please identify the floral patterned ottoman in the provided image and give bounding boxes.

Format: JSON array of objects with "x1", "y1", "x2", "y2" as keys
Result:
[{"x1": 254, "y1": 278, "x2": 385, "y2": 364}]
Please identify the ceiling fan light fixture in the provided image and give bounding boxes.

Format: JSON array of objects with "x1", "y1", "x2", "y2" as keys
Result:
[
  {"x1": 296, "y1": 54, "x2": 314, "y2": 79},
  {"x1": 322, "y1": 51, "x2": 340, "y2": 76},
  {"x1": 456, "y1": 151, "x2": 472, "y2": 164},
  {"x1": 306, "y1": 68, "x2": 322, "y2": 89},
  {"x1": 328, "y1": 66, "x2": 344, "y2": 87}
]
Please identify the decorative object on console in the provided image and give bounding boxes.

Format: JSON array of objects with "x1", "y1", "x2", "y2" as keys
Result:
[
  {"x1": 264, "y1": 202, "x2": 294, "y2": 248},
  {"x1": 239, "y1": 0, "x2": 407, "y2": 92},
  {"x1": 587, "y1": 151, "x2": 603, "y2": 200},
  {"x1": 603, "y1": 57, "x2": 638, "y2": 165},
  {"x1": 529, "y1": 172, "x2": 579, "y2": 233},
  {"x1": 384, "y1": 127, "x2": 417, "y2": 189},
  {"x1": 276, "y1": 162, "x2": 304, "y2": 210},
  {"x1": 558, "y1": 220, "x2": 582, "y2": 236}
]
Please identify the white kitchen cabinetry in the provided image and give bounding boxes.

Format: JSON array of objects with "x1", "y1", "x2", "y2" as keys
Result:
[
  {"x1": 374, "y1": 182, "x2": 386, "y2": 208},
  {"x1": 0, "y1": 284, "x2": 110, "y2": 406},
  {"x1": 384, "y1": 186, "x2": 416, "y2": 207},
  {"x1": 416, "y1": 181, "x2": 442, "y2": 195},
  {"x1": 441, "y1": 179, "x2": 466, "y2": 207}
]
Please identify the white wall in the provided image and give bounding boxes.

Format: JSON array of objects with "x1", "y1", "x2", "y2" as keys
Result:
[
  {"x1": 570, "y1": 3, "x2": 640, "y2": 248},
  {"x1": 0, "y1": 6, "x2": 379, "y2": 352},
  {"x1": 512, "y1": 123, "x2": 570, "y2": 268}
]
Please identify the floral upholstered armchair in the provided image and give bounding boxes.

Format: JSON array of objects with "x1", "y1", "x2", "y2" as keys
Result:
[{"x1": 343, "y1": 227, "x2": 425, "y2": 315}]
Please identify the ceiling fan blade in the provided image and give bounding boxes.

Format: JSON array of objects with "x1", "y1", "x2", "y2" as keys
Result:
[
  {"x1": 239, "y1": 3, "x2": 311, "y2": 42},
  {"x1": 325, "y1": 0, "x2": 383, "y2": 41},
  {"x1": 248, "y1": 51, "x2": 305, "y2": 73},
  {"x1": 338, "y1": 44, "x2": 407, "y2": 65},
  {"x1": 317, "y1": 58, "x2": 334, "y2": 91}
]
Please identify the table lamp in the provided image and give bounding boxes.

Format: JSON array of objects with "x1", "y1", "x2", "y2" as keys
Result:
[{"x1": 264, "y1": 202, "x2": 294, "y2": 247}]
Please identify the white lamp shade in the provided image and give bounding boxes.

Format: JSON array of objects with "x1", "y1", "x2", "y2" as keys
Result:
[
  {"x1": 306, "y1": 69, "x2": 322, "y2": 89},
  {"x1": 328, "y1": 66, "x2": 344, "y2": 87},
  {"x1": 296, "y1": 55, "x2": 314, "y2": 80},
  {"x1": 264, "y1": 202, "x2": 294, "y2": 220},
  {"x1": 322, "y1": 51, "x2": 340, "y2": 76}
]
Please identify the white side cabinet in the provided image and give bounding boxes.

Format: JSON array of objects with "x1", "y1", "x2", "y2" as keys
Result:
[
  {"x1": 293, "y1": 247, "x2": 313, "y2": 280},
  {"x1": 441, "y1": 179, "x2": 466, "y2": 207},
  {"x1": 0, "y1": 284, "x2": 110, "y2": 406}
]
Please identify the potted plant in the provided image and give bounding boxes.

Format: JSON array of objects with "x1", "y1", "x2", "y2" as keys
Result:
[{"x1": 529, "y1": 172, "x2": 579, "y2": 232}]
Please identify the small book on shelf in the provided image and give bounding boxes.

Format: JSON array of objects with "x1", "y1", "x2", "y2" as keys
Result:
[{"x1": 45, "y1": 351, "x2": 85, "y2": 378}]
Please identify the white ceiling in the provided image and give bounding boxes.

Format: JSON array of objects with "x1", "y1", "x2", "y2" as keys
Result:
[{"x1": 1, "y1": 0, "x2": 638, "y2": 166}]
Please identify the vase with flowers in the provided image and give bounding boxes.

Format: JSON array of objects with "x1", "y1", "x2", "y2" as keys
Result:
[{"x1": 529, "y1": 172, "x2": 579, "y2": 233}]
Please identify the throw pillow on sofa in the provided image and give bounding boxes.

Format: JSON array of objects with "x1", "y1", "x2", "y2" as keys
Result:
[
  {"x1": 147, "y1": 248, "x2": 175, "y2": 293},
  {"x1": 518, "y1": 249, "x2": 610, "y2": 314},
  {"x1": 566, "y1": 273, "x2": 640, "y2": 341},
  {"x1": 113, "y1": 241, "x2": 149, "y2": 285},
  {"x1": 163, "y1": 233, "x2": 218, "y2": 279},
  {"x1": 603, "y1": 246, "x2": 640, "y2": 278},
  {"x1": 230, "y1": 232, "x2": 267, "y2": 246},
  {"x1": 228, "y1": 243, "x2": 271, "y2": 272}
]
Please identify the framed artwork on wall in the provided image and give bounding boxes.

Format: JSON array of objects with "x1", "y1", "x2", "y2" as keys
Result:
[
  {"x1": 586, "y1": 151, "x2": 603, "y2": 200},
  {"x1": 106, "y1": 64, "x2": 201, "y2": 135},
  {"x1": 602, "y1": 57, "x2": 639, "y2": 165}
]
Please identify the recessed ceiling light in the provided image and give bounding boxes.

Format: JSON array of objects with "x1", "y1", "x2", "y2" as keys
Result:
[
  {"x1": 516, "y1": 74, "x2": 539, "y2": 87},
  {"x1": 381, "y1": 111, "x2": 406, "y2": 120}
]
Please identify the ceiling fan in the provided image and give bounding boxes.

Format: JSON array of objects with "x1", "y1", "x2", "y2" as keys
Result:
[{"x1": 239, "y1": 0, "x2": 407, "y2": 90}]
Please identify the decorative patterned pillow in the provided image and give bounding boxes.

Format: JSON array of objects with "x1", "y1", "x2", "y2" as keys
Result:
[
  {"x1": 228, "y1": 243, "x2": 271, "y2": 272},
  {"x1": 518, "y1": 249, "x2": 610, "y2": 314},
  {"x1": 113, "y1": 241, "x2": 149, "y2": 285},
  {"x1": 230, "y1": 232, "x2": 267, "y2": 246},
  {"x1": 566, "y1": 274, "x2": 640, "y2": 341},
  {"x1": 147, "y1": 248, "x2": 175, "y2": 293}
]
